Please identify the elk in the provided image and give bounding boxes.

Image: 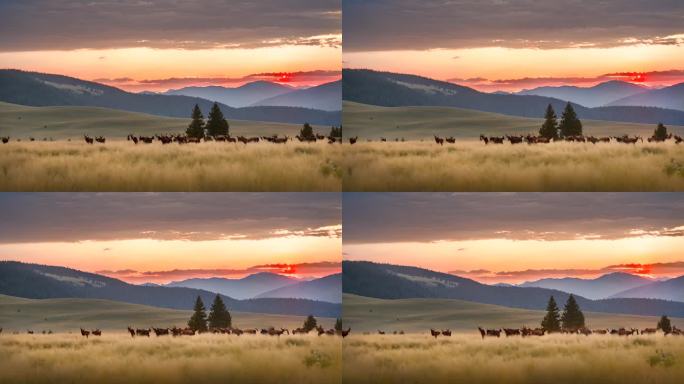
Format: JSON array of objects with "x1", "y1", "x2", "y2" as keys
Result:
[
  {"x1": 503, "y1": 328, "x2": 521, "y2": 336},
  {"x1": 91, "y1": 329, "x2": 101, "y2": 336},
  {"x1": 95, "y1": 136, "x2": 106, "y2": 144},
  {"x1": 341, "y1": 328, "x2": 351, "y2": 338},
  {"x1": 377, "y1": 330, "x2": 386, "y2": 335},
  {"x1": 592, "y1": 329, "x2": 608, "y2": 335},
  {"x1": 292, "y1": 327, "x2": 309, "y2": 334},
  {"x1": 1, "y1": 137, "x2": 9, "y2": 144},
  {"x1": 434, "y1": 135, "x2": 444, "y2": 146},
  {"x1": 153, "y1": 328, "x2": 170, "y2": 336},
  {"x1": 442, "y1": 329, "x2": 452, "y2": 336},
  {"x1": 675, "y1": 135, "x2": 683, "y2": 144},
  {"x1": 136, "y1": 328, "x2": 151, "y2": 337},
  {"x1": 349, "y1": 136, "x2": 358, "y2": 145},
  {"x1": 445, "y1": 137, "x2": 456, "y2": 144},
  {"x1": 84, "y1": 135, "x2": 94, "y2": 144},
  {"x1": 641, "y1": 328, "x2": 657, "y2": 335},
  {"x1": 430, "y1": 328, "x2": 440, "y2": 338},
  {"x1": 80, "y1": 328, "x2": 90, "y2": 338},
  {"x1": 521, "y1": 327, "x2": 545, "y2": 337},
  {"x1": 479, "y1": 135, "x2": 489, "y2": 144},
  {"x1": 506, "y1": 135, "x2": 523, "y2": 144},
  {"x1": 127, "y1": 326, "x2": 136, "y2": 337}
]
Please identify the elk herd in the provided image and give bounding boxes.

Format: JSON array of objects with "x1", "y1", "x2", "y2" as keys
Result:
[{"x1": 342, "y1": 133, "x2": 684, "y2": 145}]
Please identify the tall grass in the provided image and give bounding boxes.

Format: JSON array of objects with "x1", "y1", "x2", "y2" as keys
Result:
[
  {"x1": 0, "y1": 333, "x2": 341, "y2": 384},
  {"x1": 343, "y1": 333, "x2": 684, "y2": 384},
  {"x1": 342, "y1": 141, "x2": 684, "y2": 191},
  {"x1": 0, "y1": 141, "x2": 342, "y2": 191}
]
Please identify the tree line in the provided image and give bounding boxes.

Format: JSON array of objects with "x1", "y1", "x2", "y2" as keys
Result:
[{"x1": 187, "y1": 103, "x2": 230, "y2": 139}]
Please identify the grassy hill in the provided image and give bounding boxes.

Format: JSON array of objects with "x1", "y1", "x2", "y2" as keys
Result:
[
  {"x1": 0, "y1": 294, "x2": 335, "y2": 332},
  {"x1": 0, "y1": 102, "x2": 325, "y2": 139},
  {"x1": 343, "y1": 294, "x2": 682, "y2": 333},
  {"x1": 344, "y1": 101, "x2": 684, "y2": 139}
]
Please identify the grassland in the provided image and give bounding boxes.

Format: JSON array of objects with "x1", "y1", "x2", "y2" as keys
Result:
[
  {"x1": 343, "y1": 333, "x2": 684, "y2": 384},
  {"x1": 343, "y1": 101, "x2": 684, "y2": 139},
  {"x1": 0, "y1": 141, "x2": 342, "y2": 191},
  {"x1": 342, "y1": 141, "x2": 684, "y2": 191},
  {"x1": 0, "y1": 333, "x2": 341, "y2": 384},
  {"x1": 0, "y1": 294, "x2": 336, "y2": 332},
  {"x1": 0, "y1": 101, "x2": 325, "y2": 139}
]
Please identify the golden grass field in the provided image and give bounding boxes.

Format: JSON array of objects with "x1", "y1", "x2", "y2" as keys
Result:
[
  {"x1": 342, "y1": 141, "x2": 684, "y2": 191},
  {"x1": 343, "y1": 333, "x2": 684, "y2": 384},
  {"x1": 0, "y1": 332, "x2": 341, "y2": 384},
  {"x1": 0, "y1": 141, "x2": 342, "y2": 191}
]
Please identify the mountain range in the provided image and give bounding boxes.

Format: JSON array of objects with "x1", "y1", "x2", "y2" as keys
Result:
[
  {"x1": 607, "y1": 83, "x2": 684, "y2": 111},
  {"x1": 0, "y1": 70, "x2": 341, "y2": 126},
  {"x1": 166, "y1": 80, "x2": 341, "y2": 111},
  {"x1": 166, "y1": 272, "x2": 341, "y2": 302},
  {"x1": 610, "y1": 275, "x2": 684, "y2": 302},
  {"x1": 342, "y1": 69, "x2": 684, "y2": 125},
  {"x1": 519, "y1": 272, "x2": 654, "y2": 300},
  {"x1": 516, "y1": 81, "x2": 648, "y2": 108},
  {"x1": 0, "y1": 261, "x2": 340, "y2": 318},
  {"x1": 343, "y1": 261, "x2": 684, "y2": 317}
]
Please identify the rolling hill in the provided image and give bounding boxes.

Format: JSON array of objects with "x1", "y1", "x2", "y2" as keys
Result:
[
  {"x1": 252, "y1": 81, "x2": 342, "y2": 111},
  {"x1": 164, "y1": 81, "x2": 294, "y2": 108},
  {"x1": 166, "y1": 272, "x2": 300, "y2": 300},
  {"x1": 0, "y1": 101, "x2": 323, "y2": 138},
  {"x1": 0, "y1": 294, "x2": 336, "y2": 332},
  {"x1": 342, "y1": 69, "x2": 684, "y2": 125},
  {"x1": 610, "y1": 275, "x2": 684, "y2": 302},
  {"x1": 343, "y1": 101, "x2": 684, "y2": 139},
  {"x1": 0, "y1": 261, "x2": 340, "y2": 318},
  {"x1": 342, "y1": 261, "x2": 684, "y2": 317},
  {"x1": 256, "y1": 274, "x2": 342, "y2": 303},
  {"x1": 519, "y1": 273, "x2": 654, "y2": 300},
  {"x1": 343, "y1": 294, "x2": 681, "y2": 333},
  {"x1": 0, "y1": 69, "x2": 341, "y2": 126},
  {"x1": 516, "y1": 81, "x2": 647, "y2": 108},
  {"x1": 608, "y1": 82, "x2": 684, "y2": 111}
]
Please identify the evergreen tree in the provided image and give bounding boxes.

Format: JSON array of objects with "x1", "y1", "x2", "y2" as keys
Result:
[
  {"x1": 329, "y1": 126, "x2": 342, "y2": 138},
  {"x1": 207, "y1": 294, "x2": 232, "y2": 329},
  {"x1": 335, "y1": 318, "x2": 343, "y2": 332},
  {"x1": 541, "y1": 296, "x2": 561, "y2": 332},
  {"x1": 188, "y1": 296, "x2": 208, "y2": 332},
  {"x1": 186, "y1": 104, "x2": 205, "y2": 139},
  {"x1": 303, "y1": 315, "x2": 317, "y2": 332},
  {"x1": 558, "y1": 102, "x2": 583, "y2": 137},
  {"x1": 539, "y1": 104, "x2": 559, "y2": 139},
  {"x1": 561, "y1": 294, "x2": 585, "y2": 331},
  {"x1": 205, "y1": 102, "x2": 229, "y2": 137},
  {"x1": 300, "y1": 122, "x2": 314, "y2": 138},
  {"x1": 658, "y1": 315, "x2": 672, "y2": 334},
  {"x1": 653, "y1": 123, "x2": 668, "y2": 141}
]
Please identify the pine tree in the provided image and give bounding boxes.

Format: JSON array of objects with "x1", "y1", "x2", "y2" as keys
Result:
[
  {"x1": 558, "y1": 102, "x2": 582, "y2": 137},
  {"x1": 186, "y1": 104, "x2": 205, "y2": 139},
  {"x1": 303, "y1": 315, "x2": 317, "y2": 332},
  {"x1": 658, "y1": 315, "x2": 672, "y2": 334},
  {"x1": 188, "y1": 296, "x2": 208, "y2": 332},
  {"x1": 207, "y1": 294, "x2": 232, "y2": 329},
  {"x1": 561, "y1": 294, "x2": 585, "y2": 331},
  {"x1": 541, "y1": 296, "x2": 561, "y2": 332},
  {"x1": 300, "y1": 122, "x2": 314, "y2": 139},
  {"x1": 653, "y1": 123, "x2": 668, "y2": 141},
  {"x1": 539, "y1": 104, "x2": 558, "y2": 139},
  {"x1": 205, "y1": 102, "x2": 230, "y2": 137},
  {"x1": 335, "y1": 318, "x2": 343, "y2": 332}
]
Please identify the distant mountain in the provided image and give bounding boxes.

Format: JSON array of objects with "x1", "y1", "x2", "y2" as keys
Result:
[
  {"x1": 608, "y1": 83, "x2": 684, "y2": 111},
  {"x1": 0, "y1": 69, "x2": 341, "y2": 126},
  {"x1": 165, "y1": 81, "x2": 294, "y2": 108},
  {"x1": 166, "y1": 272, "x2": 299, "y2": 300},
  {"x1": 252, "y1": 81, "x2": 342, "y2": 111},
  {"x1": 610, "y1": 275, "x2": 684, "y2": 302},
  {"x1": 342, "y1": 69, "x2": 684, "y2": 125},
  {"x1": 343, "y1": 261, "x2": 684, "y2": 317},
  {"x1": 517, "y1": 81, "x2": 647, "y2": 108},
  {"x1": 0, "y1": 261, "x2": 340, "y2": 318},
  {"x1": 519, "y1": 273, "x2": 653, "y2": 300},
  {"x1": 256, "y1": 273, "x2": 342, "y2": 303}
]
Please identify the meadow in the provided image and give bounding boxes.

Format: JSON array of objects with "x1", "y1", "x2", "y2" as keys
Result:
[
  {"x1": 342, "y1": 141, "x2": 684, "y2": 191},
  {"x1": 0, "y1": 333, "x2": 341, "y2": 384},
  {"x1": 343, "y1": 333, "x2": 684, "y2": 384},
  {"x1": 0, "y1": 141, "x2": 342, "y2": 191}
]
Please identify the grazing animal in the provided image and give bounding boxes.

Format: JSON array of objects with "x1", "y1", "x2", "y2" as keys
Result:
[
  {"x1": 521, "y1": 327, "x2": 545, "y2": 337},
  {"x1": 506, "y1": 135, "x2": 523, "y2": 144},
  {"x1": 95, "y1": 136, "x2": 106, "y2": 144},
  {"x1": 80, "y1": 328, "x2": 90, "y2": 338},
  {"x1": 349, "y1": 136, "x2": 358, "y2": 145},
  {"x1": 127, "y1": 326, "x2": 136, "y2": 337},
  {"x1": 153, "y1": 328, "x2": 170, "y2": 336},
  {"x1": 641, "y1": 328, "x2": 657, "y2": 335},
  {"x1": 341, "y1": 328, "x2": 351, "y2": 338},
  {"x1": 27, "y1": 330, "x2": 34, "y2": 335},
  {"x1": 377, "y1": 330, "x2": 386, "y2": 335},
  {"x1": 0, "y1": 328, "x2": 3, "y2": 334},
  {"x1": 674, "y1": 135, "x2": 683, "y2": 144},
  {"x1": 91, "y1": 329, "x2": 101, "y2": 336},
  {"x1": 430, "y1": 329, "x2": 440, "y2": 338},
  {"x1": 136, "y1": 328, "x2": 151, "y2": 337},
  {"x1": 442, "y1": 329, "x2": 452, "y2": 336},
  {"x1": 445, "y1": 137, "x2": 456, "y2": 144},
  {"x1": 84, "y1": 135, "x2": 94, "y2": 144},
  {"x1": 503, "y1": 328, "x2": 521, "y2": 336},
  {"x1": 479, "y1": 134, "x2": 489, "y2": 144},
  {"x1": 292, "y1": 327, "x2": 309, "y2": 334},
  {"x1": 1, "y1": 137, "x2": 9, "y2": 144},
  {"x1": 434, "y1": 135, "x2": 444, "y2": 146}
]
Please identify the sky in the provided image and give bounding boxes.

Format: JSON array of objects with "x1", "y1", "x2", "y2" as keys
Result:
[
  {"x1": 343, "y1": 193, "x2": 684, "y2": 284},
  {"x1": 343, "y1": 0, "x2": 684, "y2": 92},
  {"x1": 0, "y1": 0, "x2": 341, "y2": 91},
  {"x1": 0, "y1": 193, "x2": 341, "y2": 284}
]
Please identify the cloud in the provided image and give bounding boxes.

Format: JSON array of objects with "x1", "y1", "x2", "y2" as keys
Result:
[
  {"x1": 343, "y1": 0, "x2": 684, "y2": 52},
  {"x1": 0, "y1": 193, "x2": 341, "y2": 243},
  {"x1": 448, "y1": 69, "x2": 684, "y2": 92},
  {"x1": 94, "y1": 70, "x2": 341, "y2": 91},
  {"x1": 343, "y1": 193, "x2": 684, "y2": 244},
  {"x1": 96, "y1": 261, "x2": 341, "y2": 282},
  {"x1": 0, "y1": 0, "x2": 340, "y2": 51}
]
